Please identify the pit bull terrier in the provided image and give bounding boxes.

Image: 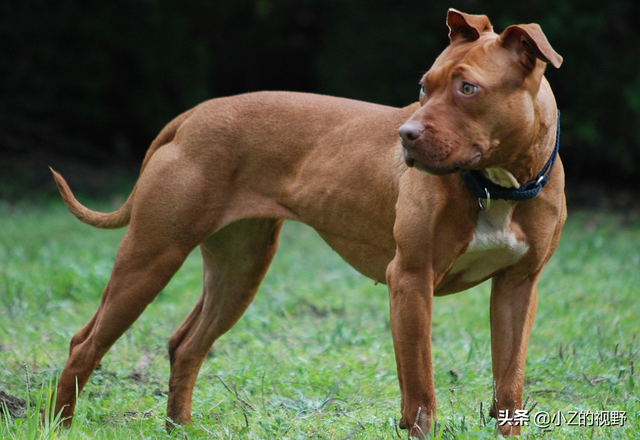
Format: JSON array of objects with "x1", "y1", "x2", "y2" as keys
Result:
[{"x1": 49, "y1": 9, "x2": 564, "y2": 438}]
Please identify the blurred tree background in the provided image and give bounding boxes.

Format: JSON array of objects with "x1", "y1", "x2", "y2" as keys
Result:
[{"x1": 1, "y1": 0, "x2": 639, "y2": 204}]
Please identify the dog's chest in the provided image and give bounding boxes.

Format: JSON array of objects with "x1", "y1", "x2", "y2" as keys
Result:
[{"x1": 448, "y1": 201, "x2": 529, "y2": 285}]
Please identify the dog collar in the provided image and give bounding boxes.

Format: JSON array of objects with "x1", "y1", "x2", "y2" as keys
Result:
[{"x1": 461, "y1": 110, "x2": 560, "y2": 210}]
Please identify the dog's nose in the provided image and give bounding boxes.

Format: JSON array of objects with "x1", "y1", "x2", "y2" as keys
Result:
[{"x1": 398, "y1": 122, "x2": 423, "y2": 148}]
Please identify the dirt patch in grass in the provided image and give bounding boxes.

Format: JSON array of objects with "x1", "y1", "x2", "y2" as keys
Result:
[{"x1": 0, "y1": 390, "x2": 26, "y2": 420}]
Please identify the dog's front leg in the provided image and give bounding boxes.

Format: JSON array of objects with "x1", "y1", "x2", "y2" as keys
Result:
[
  {"x1": 386, "y1": 256, "x2": 436, "y2": 439},
  {"x1": 489, "y1": 271, "x2": 541, "y2": 437}
]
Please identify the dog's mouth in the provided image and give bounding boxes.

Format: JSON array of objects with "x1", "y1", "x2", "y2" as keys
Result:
[
  {"x1": 402, "y1": 147, "x2": 417, "y2": 168},
  {"x1": 402, "y1": 146, "x2": 482, "y2": 175}
]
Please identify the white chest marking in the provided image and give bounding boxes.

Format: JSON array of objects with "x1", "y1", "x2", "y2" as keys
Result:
[{"x1": 450, "y1": 200, "x2": 529, "y2": 283}]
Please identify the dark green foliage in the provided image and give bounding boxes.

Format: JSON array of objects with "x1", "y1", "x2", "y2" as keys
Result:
[{"x1": 1, "y1": 0, "x2": 638, "y2": 184}]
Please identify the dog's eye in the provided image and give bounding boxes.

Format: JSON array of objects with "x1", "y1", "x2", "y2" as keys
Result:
[
  {"x1": 419, "y1": 83, "x2": 426, "y2": 98},
  {"x1": 461, "y1": 82, "x2": 478, "y2": 96}
]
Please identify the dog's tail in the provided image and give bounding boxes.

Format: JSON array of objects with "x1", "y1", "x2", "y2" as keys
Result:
[{"x1": 50, "y1": 108, "x2": 195, "y2": 229}]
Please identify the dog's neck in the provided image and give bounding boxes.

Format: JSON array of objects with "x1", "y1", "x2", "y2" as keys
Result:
[
  {"x1": 484, "y1": 108, "x2": 559, "y2": 189},
  {"x1": 461, "y1": 110, "x2": 560, "y2": 205}
]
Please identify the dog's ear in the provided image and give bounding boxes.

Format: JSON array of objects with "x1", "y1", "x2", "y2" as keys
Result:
[
  {"x1": 447, "y1": 9, "x2": 493, "y2": 43},
  {"x1": 500, "y1": 24, "x2": 563, "y2": 70}
]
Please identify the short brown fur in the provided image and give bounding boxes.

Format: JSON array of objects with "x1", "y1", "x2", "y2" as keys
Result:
[{"x1": 50, "y1": 9, "x2": 565, "y2": 438}]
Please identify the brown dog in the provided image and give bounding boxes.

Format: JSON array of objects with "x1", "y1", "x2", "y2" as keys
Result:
[{"x1": 49, "y1": 9, "x2": 564, "y2": 438}]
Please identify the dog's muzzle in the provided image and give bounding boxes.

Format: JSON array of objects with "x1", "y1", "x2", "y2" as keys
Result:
[{"x1": 398, "y1": 122, "x2": 424, "y2": 168}]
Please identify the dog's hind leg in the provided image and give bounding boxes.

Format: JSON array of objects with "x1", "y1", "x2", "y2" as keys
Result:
[
  {"x1": 52, "y1": 146, "x2": 229, "y2": 426},
  {"x1": 165, "y1": 218, "x2": 283, "y2": 427},
  {"x1": 54, "y1": 227, "x2": 198, "y2": 426}
]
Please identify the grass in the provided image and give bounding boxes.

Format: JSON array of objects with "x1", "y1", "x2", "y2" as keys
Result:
[{"x1": 0, "y1": 199, "x2": 639, "y2": 439}]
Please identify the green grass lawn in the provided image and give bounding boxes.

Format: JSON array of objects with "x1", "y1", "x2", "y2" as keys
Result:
[{"x1": 0, "y1": 200, "x2": 639, "y2": 439}]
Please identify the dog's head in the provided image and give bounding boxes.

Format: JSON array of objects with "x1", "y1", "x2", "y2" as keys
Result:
[{"x1": 399, "y1": 9, "x2": 562, "y2": 177}]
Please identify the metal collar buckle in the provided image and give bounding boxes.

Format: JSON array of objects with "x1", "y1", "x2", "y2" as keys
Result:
[{"x1": 478, "y1": 188, "x2": 491, "y2": 211}]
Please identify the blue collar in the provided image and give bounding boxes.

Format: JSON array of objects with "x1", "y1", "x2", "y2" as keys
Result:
[{"x1": 461, "y1": 110, "x2": 560, "y2": 209}]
